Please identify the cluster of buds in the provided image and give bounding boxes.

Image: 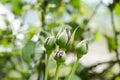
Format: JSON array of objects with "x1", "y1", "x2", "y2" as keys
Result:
[
  {"x1": 44, "y1": 26, "x2": 89, "y2": 80},
  {"x1": 44, "y1": 26, "x2": 89, "y2": 60}
]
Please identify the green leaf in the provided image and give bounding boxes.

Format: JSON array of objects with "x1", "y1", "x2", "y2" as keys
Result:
[
  {"x1": 74, "y1": 26, "x2": 83, "y2": 40},
  {"x1": 115, "y1": 3, "x2": 120, "y2": 15},
  {"x1": 67, "y1": 22, "x2": 79, "y2": 30},
  {"x1": 107, "y1": 38, "x2": 116, "y2": 52},
  {"x1": 70, "y1": 0, "x2": 80, "y2": 9},
  {"x1": 94, "y1": 31, "x2": 100, "y2": 40},
  {"x1": 0, "y1": 0, "x2": 10, "y2": 4},
  {"x1": 27, "y1": 26, "x2": 40, "y2": 39},
  {"x1": 48, "y1": 0, "x2": 62, "y2": 12},
  {"x1": 48, "y1": 23, "x2": 59, "y2": 29},
  {"x1": 0, "y1": 30, "x2": 12, "y2": 46},
  {"x1": 67, "y1": 26, "x2": 80, "y2": 49},
  {"x1": 78, "y1": 67, "x2": 89, "y2": 80},
  {"x1": 71, "y1": 75, "x2": 81, "y2": 80},
  {"x1": 115, "y1": 77, "x2": 120, "y2": 80},
  {"x1": 104, "y1": 35, "x2": 116, "y2": 52},
  {"x1": 22, "y1": 40, "x2": 36, "y2": 63},
  {"x1": 11, "y1": 0, "x2": 24, "y2": 16},
  {"x1": 34, "y1": 41, "x2": 45, "y2": 61}
]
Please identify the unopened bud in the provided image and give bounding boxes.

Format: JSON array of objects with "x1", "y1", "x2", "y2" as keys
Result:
[
  {"x1": 56, "y1": 28, "x2": 71, "y2": 49},
  {"x1": 44, "y1": 36, "x2": 56, "y2": 54},
  {"x1": 75, "y1": 40, "x2": 88, "y2": 59},
  {"x1": 54, "y1": 50, "x2": 66, "y2": 64}
]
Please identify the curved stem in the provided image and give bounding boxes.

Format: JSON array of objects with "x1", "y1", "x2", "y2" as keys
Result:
[
  {"x1": 68, "y1": 58, "x2": 79, "y2": 80},
  {"x1": 45, "y1": 55, "x2": 50, "y2": 80},
  {"x1": 55, "y1": 63, "x2": 60, "y2": 80}
]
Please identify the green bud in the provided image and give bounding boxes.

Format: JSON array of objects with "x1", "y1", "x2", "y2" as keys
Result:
[
  {"x1": 44, "y1": 36, "x2": 56, "y2": 54},
  {"x1": 56, "y1": 28, "x2": 71, "y2": 49},
  {"x1": 54, "y1": 50, "x2": 66, "y2": 64},
  {"x1": 75, "y1": 40, "x2": 88, "y2": 59}
]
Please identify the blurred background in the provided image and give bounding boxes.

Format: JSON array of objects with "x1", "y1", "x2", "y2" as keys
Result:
[{"x1": 0, "y1": 0, "x2": 120, "y2": 80}]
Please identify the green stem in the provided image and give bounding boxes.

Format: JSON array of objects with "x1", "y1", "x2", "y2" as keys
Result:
[
  {"x1": 111, "y1": 10, "x2": 120, "y2": 71},
  {"x1": 68, "y1": 58, "x2": 79, "y2": 80},
  {"x1": 55, "y1": 63, "x2": 60, "y2": 80},
  {"x1": 45, "y1": 55, "x2": 50, "y2": 80}
]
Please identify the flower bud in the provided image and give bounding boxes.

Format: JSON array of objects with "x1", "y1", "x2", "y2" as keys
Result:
[
  {"x1": 56, "y1": 28, "x2": 71, "y2": 49},
  {"x1": 44, "y1": 36, "x2": 56, "y2": 54},
  {"x1": 75, "y1": 40, "x2": 88, "y2": 59},
  {"x1": 54, "y1": 50, "x2": 66, "y2": 64}
]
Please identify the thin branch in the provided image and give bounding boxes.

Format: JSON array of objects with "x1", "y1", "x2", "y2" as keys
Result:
[
  {"x1": 88, "y1": 60, "x2": 120, "y2": 69},
  {"x1": 85, "y1": 1, "x2": 102, "y2": 26},
  {"x1": 89, "y1": 64, "x2": 114, "y2": 80},
  {"x1": 83, "y1": 60, "x2": 120, "y2": 80}
]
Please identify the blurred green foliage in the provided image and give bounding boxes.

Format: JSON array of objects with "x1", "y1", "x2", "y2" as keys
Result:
[{"x1": 0, "y1": 0, "x2": 120, "y2": 80}]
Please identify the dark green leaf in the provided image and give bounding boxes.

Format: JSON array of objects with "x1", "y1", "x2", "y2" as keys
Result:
[
  {"x1": 48, "y1": 23, "x2": 59, "y2": 29},
  {"x1": 67, "y1": 26, "x2": 80, "y2": 49},
  {"x1": 22, "y1": 40, "x2": 35, "y2": 63},
  {"x1": 48, "y1": 0, "x2": 62, "y2": 12},
  {"x1": 107, "y1": 38, "x2": 116, "y2": 52},
  {"x1": 67, "y1": 22, "x2": 79, "y2": 31},
  {"x1": 115, "y1": 3, "x2": 120, "y2": 15},
  {"x1": 78, "y1": 67, "x2": 89, "y2": 80},
  {"x1": 70, "y1": 0, "x2": 80, "y2": 9},
  {"x1": 11, "y1": 0, "x2": 24, "y2": 15},
  {"x1": 104, "y1": 35, "x2": 116, "y2": 52}
]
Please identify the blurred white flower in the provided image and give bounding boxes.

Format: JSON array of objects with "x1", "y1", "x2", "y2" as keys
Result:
[{"x1": 102, "y1": 0, "x2": 113, "y2": 5}]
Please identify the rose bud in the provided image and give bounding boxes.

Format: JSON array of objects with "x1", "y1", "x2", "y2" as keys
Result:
[
  {"x1": 75, "y1": 40, "x2": 88, "y2": 59},
  {"x1": 56, "y1": 28, "x2": 71, "y2": 50},
  {"x1": 44, "y1": 36, "x2": 56, "y2": 54},
  {"x1": 54, "y1": 50, "x2": 66, "y2": 64}
]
